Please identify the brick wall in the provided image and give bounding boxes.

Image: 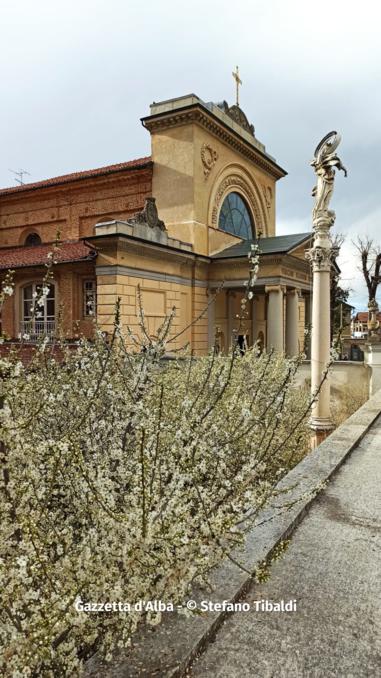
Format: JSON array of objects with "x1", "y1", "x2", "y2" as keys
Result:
[{"x1": 0, "y1": 168, "x2": 152, "y2": 247}]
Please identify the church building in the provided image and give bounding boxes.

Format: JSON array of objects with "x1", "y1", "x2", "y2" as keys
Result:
[{"x1": 0, "y1": 91, "x2": 313, "y2": 355}]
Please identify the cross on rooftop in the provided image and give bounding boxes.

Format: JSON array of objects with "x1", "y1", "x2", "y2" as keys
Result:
[{"x1": 232, "y1": 66, "x2": 242, "y2": 106}]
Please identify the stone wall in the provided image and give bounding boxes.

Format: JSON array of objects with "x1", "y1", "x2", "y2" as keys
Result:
[{"x1": 295, "y1": 360, "x2": 370, "y2": 391}]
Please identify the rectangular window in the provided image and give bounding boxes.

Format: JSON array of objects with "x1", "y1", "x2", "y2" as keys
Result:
[
  {"x1": 21, "y1": 282, "x2": 56, "y2": 339},
  {"x1": 83, "y1": 280, "x2": 96, "y2": 317}
]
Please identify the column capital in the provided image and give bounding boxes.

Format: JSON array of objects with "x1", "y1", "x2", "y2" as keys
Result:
[
  {"x1": 305, "y1": 245, "x2": 336, "y2": 272},
  {"x1": 286, "y1": 287, "x2": 301, "y2": 297},
  {"x1": 265, "y1": 284, "x2": 286, "y2": 295}
]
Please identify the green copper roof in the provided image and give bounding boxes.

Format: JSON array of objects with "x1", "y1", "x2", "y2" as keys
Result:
[{"x1": 211, "y1": 232, "x2": 312, "y2": 259}]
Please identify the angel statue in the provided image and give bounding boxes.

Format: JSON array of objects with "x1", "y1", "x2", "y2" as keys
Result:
[{"x1": 311, "y1": 131, "x2": 347, "y2": 224}]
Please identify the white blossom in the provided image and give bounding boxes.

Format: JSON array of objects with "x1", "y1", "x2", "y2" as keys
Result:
[
  {"x1": 0, "y1": 283, "x2": 312, "y2": 676},
  {"x1": 2, "y1": 285, "x2": 13, "y2": 296}
]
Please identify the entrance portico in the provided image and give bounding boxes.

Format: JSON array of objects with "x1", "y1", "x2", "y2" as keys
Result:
[
  {"x1": 209, "y1": 233, "x2": 313, "y2": 355},
  {"x1": 208, "y1": 281, "x2": 309, "y2": 356}
]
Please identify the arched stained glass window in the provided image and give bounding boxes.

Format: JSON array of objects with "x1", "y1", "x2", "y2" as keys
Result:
[{"x1": 218, "y1": 192, "x2": 254, "y2": 239}]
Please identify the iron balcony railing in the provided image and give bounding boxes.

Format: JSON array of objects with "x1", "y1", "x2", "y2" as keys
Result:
[{"x1": 20, "y1": 320, "x2": 56, "y2": 341}]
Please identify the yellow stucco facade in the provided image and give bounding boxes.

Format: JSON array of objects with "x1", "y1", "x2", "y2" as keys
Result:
[{"x1": 145, "y1": 95, "x2": 279, "y2": 256}]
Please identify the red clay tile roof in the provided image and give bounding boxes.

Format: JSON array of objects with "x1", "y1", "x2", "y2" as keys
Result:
[
  {"x1": 0, "y1": 156, "x2": 152, "y2": 196},
  {"x1": 353, "y1": 311, "x2": 381, "y2": 322},
  {"x1": 354, "y1": 312, "x2": 368, "y2": 322},
  {"x1": 0, "y1": 240, "x2": 97, "y2": 270}
]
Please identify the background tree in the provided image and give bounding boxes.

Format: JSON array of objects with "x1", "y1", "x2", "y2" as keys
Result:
[
  {"x1": 330, "y1": 235, "x2": 351, "y2": 343},
  {"x1": 354, "y1": 236, "x2": 381, "y2": 336},
  {"x1": 330, "y1": 274, "x2": 351, "y2": 341},
  {"x1": 354, "y1": 236, "x2": 381, "y2": 303}
]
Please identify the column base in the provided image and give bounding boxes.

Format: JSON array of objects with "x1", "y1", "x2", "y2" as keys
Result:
[
  {"x1": 310, "y1": 416, "x2": 335, "y2": 431},
  {"x1": 310, "y1": 417, "x2": 335, "y2": 449}
]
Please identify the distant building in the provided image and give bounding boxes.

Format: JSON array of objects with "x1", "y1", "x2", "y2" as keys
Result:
[{"x1": 351, "y1": 311, "x2": 381, "y2": 339}]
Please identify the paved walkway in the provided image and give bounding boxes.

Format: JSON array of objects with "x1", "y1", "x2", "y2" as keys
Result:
[{"x1": 190, "y1": 417, "x2": 381, "y2": 678}]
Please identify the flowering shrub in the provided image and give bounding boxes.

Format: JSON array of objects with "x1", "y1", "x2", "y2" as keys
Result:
[
  {"x1": 0, "y1": 330, "x2": 310, "y2": 675},
  {"x1": 0, "y1": 271, "x2": 14, "y2": 343},
  {"x1": 0, "y1": 245, "x2": 312, "y2": 676}
]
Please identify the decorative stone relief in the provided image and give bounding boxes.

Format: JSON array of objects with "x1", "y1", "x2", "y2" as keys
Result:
[
  {"x1": 201, "y1": 144, "x2": 218, "y2": 179},
  {"x1": 128, "y1": 197, "x2": 166, "y2": 232},
  {"x1": 217, "y1": 101, "x2": 255, "y2": 136},
  {"x1": 311, "y1": 131, "x2": 347, "y2": 229},
  {"x1": 367, "y1": 298, "x2": 380, "y2": 340},
  {"x1": 211, "y1": 175, "x2": 264, "y2": 233},
  {"x1": 305, "y1": 245, "x2": 339, "y2": 272},
  {"x1": 261, "y1": 185, "x2": 272, "y2": 210}
]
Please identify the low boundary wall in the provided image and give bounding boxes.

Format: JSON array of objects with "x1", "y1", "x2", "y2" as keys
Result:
[{"x1": 295, "y1": 360, "x2": 370, "y2": 393}]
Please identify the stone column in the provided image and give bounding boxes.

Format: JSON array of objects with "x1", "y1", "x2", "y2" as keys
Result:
[
  {"x1": 304, "y1": 293, "x2": 312, "y2": 359},
  {"x1": 265, "y1": 285, "x2": 284, "y2": 352},
  {"x1": 285, "y1": 289, "x2": 300, "y2": 356},
  {"x1": 306, "y1": 131, "x2": 346, "y2": 448},
  {"x1": 251, "y1": 295, "x2": 257, "y2": 345},
  {"x1": 227, "y1": 290, "x2": 233, "y2": 351},
  {"x1": 207, "y1": 289, "x2": 215, "y2": 350},
  {"x1": 306, "y1": 239, "x2": 336, "y2": 446}
]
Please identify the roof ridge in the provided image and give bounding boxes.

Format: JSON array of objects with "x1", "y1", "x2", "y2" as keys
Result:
[
  {"x1": 0, "y1": 156, "x2": 152, "y2": 196},
  {"x1": 0, "y1": 240, "x2": 96, "y2": 270},
  {"x1": 0, "y1": 238, "x2": 91, "y2": 251}
]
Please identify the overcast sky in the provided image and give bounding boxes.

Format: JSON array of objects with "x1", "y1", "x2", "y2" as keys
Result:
[{"x1": 1, "y1": 0, "x2": 380, "y2": 310}]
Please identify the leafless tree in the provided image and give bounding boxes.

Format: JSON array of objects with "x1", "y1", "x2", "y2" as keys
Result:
[{"x1": 353, "y1": 236, "x2": 381, "y2": 304}]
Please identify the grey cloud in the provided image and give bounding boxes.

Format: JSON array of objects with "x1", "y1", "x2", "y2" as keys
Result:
[{"x1": 1, "y1": 0, "x2": 380, "y2": 310}]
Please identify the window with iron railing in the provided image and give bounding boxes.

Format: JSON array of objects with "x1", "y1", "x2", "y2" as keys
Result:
[
  {"x1": 21, "y1": 283, "x2": 55, "y2": 340},
  {"x1": 83, "y1": 280, "x2": 96, "y2": 318}
]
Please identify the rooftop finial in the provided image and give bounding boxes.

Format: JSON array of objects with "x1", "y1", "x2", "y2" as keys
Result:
[{"x1": 232, "y1": 66, "x2": 242, "y2": 106}]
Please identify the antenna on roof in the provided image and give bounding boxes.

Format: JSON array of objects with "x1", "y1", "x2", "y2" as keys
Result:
[{"x1": 9, "y1": 168, "x2": 30, "y2": 185}]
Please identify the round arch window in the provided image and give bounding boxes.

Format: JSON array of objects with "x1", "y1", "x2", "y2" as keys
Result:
[
  {"x1": 218, "y1": 192, "x2": 254, "y2": 239},
  {"x1": 25, "y1": 232, "x2": 42, "y2": 246}
]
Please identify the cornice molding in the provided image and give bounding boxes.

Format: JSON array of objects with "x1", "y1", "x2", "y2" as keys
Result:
[
  {"x1": 96, "y1": 264, "x2": 208, "y2": 288},
  {"x1": 142, "y1": 107, "x2": 286, "y2": 181},
  {"x1": 282, "y1": 253, "x2": 311, "y2": 274},
  {"x1": 90, "y1": 232, "x2": 209, "y2": 265},
  {"x1": 208, "y1": 275, "x2": 311, "y2": 292},
  {"x1": 210, "y1": 252, "x2": 311, "y2": 275}
]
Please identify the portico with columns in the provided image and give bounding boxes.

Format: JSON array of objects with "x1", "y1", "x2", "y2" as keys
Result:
[{"x1": 209, "y1": 233, "x2": 312, "y2": 355}]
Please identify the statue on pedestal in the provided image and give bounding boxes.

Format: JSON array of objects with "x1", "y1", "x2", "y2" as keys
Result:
[
  {"x1": 368, "y1": 298, "x2": 380, "y2": 343},
  {"x1": 311, "y1": 131, "x2": 347, "y2": 227},
  {"x1": 308, "y1": 131, "x2": 347, "y2": 447}
]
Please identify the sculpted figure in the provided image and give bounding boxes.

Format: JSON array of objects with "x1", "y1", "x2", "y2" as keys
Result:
[{"x1": 311, "y1": 131, "x2": 347, "y2": 223}]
